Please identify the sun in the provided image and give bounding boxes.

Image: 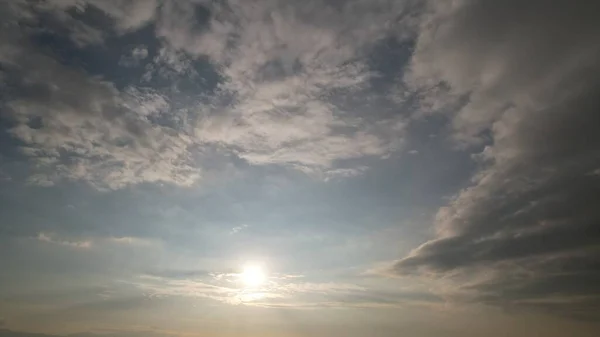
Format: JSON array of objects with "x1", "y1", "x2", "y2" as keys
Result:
[{"x1": 240, "y1": 264, "x2": 266, "y2": 287}]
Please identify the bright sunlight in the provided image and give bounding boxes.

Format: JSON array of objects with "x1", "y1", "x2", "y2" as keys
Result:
[{"x1": 240, "y1": 264, "x2": 266, "y2": 287}]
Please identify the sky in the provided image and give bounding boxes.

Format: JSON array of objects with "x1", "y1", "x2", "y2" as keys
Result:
[{"x1": 0, "y1": 0, "x2": 599, "y2": 336}]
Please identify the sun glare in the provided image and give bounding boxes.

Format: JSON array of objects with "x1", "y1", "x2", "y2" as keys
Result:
[{"x1": 240, "y1": 264, "x2": 266, "y2": 287}]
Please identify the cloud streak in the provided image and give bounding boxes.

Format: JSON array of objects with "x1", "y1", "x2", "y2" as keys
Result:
[
  {"x1": 37, "y1": 232, "x2": 92, "y2": 249},
  {"x1": 130, "y1": 269, "x2": 438, "y2": 309}
]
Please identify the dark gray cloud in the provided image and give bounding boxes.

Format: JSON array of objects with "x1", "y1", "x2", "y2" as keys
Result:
[{"x1": 390, "y1": 0, "x2": 600, "y2": 319}]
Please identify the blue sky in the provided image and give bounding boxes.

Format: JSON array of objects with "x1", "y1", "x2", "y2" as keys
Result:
[{"x1": 1, "y1": 1, "x2": 600, "y2": 336}]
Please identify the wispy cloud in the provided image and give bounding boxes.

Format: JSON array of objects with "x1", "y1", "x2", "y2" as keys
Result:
[
  {"x1": 37, "y1": 232, "x2": 92, "y2": 249},
  {"x1": 107, "y1": 237, "x2": 157, "y2": 246},
  {"x1": 128, "y1": 269, "x2": 439, "y2": 309},
  {"x1": 34, "y1": 233, "x2": 158, "y2": 249},
  {"x1": 229, "y1": 224, "x2": 249, "y2": 235}
]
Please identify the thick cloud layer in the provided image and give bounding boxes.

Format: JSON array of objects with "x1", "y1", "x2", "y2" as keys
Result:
[{"x1": 392, "y1": 0, "x2": 600, "y2": 319}]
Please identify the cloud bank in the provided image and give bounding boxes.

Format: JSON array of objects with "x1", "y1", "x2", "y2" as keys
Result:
[{"x1": 390, "y1": 0, "x2": 600, "y2": 320}]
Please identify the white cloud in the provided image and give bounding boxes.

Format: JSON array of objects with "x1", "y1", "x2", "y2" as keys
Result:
[
  {"x1": 229, "y1": 224, "x2": 248, "y2": 235},
  {"x1": 37, "y1": 232, "x2": 92, "y2": 249},
  {"x1": 164, "y1": 0, "x2": 410, "y2": 175},
  {"x1": 324, "y1": 167, "x2": 369, "y2": 181},
  {"x1": 107, "y1": 237, "x2": 157, "y2": 246},
  {"x1": 122, "y1": 87, "x2": 170, "y2": 118},
  {"x1": 279, "y1": 282, "x2": 366, "y2": 294},
  {"x1": 35, "y1": 233, "x2": 159, "y2": 250}
]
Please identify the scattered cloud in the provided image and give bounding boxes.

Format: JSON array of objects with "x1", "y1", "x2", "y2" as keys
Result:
[
  {"x1": 324, "y1": 166, "x2": 369, "y2": 181},
  {"x1": 158, "y1": 0, "x2": 411, "y2": 174},
  {"x1": 0, "y1": 3, "x2": 200, "y2": 189},
  {"x1": 229, "y1": 224, "x2": 249, "y2": 235},
  {"x1": 0, "y1": 0, "x2": 415, "y2": 190},
  {"x1": 186, "y1": 2, "x2": 412, "y2": 173},
  {"x1": 119, "y1": 45, "x2": 149, "y2": 67}
]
